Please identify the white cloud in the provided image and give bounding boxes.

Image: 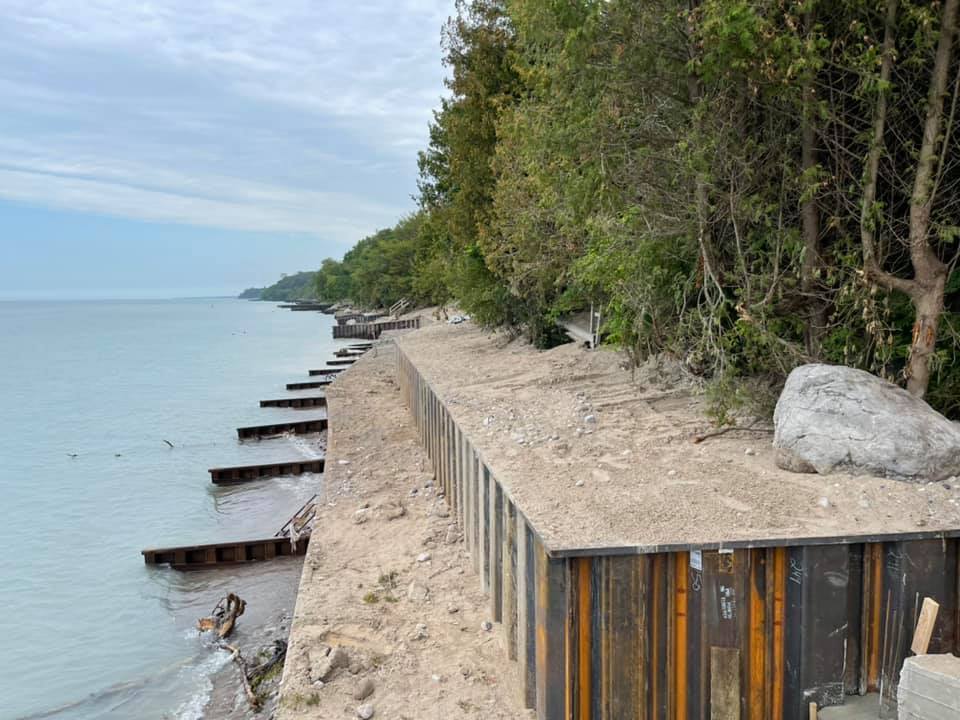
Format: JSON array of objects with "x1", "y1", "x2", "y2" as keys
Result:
[
  {"x1": 0, "y1": 0, "x2": 452, "y2": 243},
  {"x1": 0, "y1": 167, "x2": 395, "y2": 241}
]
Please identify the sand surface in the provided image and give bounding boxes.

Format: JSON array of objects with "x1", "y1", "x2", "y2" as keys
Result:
[
  {"x1": 278, "y1": 343, "x2": 528, "y2": 719},
  {"x1": 397, "y1": 322, "x2": 960, "y2": 554}
]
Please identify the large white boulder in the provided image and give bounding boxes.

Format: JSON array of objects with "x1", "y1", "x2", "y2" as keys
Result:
[{"x1": 773, "y1": 364, "x2": 960, "y2": 481}]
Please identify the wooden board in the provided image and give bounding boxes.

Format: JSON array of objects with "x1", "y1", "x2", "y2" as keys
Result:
[
  {"x1": 911, "y1": 597, "x2": 940, "y2": 655},
  {"x1": 711, "y1": 646, "x2": 741, "y2": 720}
]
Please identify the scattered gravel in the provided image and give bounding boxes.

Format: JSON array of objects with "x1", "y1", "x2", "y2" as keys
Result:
[{"x1": 397, "y1": 322, "x2": 960, "y2": 552}]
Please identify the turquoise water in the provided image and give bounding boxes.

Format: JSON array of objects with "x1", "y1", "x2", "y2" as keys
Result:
[{"x1": 0, "y1": 299, "x2": 342, "y2": 719}]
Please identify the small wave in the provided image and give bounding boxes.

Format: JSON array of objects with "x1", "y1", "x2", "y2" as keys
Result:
[
  {"x1": 173, "y1": 648, "x2": 232, "y2": 720},
  {"x1": 13, "y1": 678, "x2": 148, "y2": 720},
  {"x1": 287, "y1": 432, "x2": 325, "y2": 460},
  {"x1": 14, "y1": 650, "x2": 223, "y2": 720}
]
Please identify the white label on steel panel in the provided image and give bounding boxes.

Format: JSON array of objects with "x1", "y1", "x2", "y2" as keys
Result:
[{"x1": 690, "y1": 550, "x2": 703, "y2": 571}]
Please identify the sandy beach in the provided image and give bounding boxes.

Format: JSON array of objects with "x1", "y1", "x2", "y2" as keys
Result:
[{"x1": 278, "y1": 340, "x2": 529, "y2": 718}]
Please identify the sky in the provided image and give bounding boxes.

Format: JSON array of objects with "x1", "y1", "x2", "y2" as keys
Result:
[{"x1": 0, "y1": 0, "x2": 453, "y2": 299}]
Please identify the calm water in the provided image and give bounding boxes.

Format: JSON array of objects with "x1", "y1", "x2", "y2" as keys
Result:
[{"x1": 0, "y1": 298, "x2": 344, "y2": 719}]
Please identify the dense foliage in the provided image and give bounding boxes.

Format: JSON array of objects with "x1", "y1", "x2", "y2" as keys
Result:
[
  {"x1": 314, "y1": 214, "x2": 436, "y2": 309},
  {"x1": 243, "y1": 271, "x2": 318, "y2": 302},
  {"x1": 316, "y1": 0, "x2": 960, "y2": 416}
]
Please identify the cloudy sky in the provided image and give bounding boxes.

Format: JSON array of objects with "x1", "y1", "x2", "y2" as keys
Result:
[{"x1": 0, "y1": 0, "x2": 452, "y2": 298}]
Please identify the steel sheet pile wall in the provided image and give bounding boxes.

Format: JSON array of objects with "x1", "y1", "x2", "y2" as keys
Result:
[
  {"x1": 336, "y1": 312, "x2": 386, "y2": 325},
  {"x1": 332, "y1": 316, "x2": 420, "y2": 339},
  {"x1": 396, "y1": 346, "x2": 960, "y2": 720}
]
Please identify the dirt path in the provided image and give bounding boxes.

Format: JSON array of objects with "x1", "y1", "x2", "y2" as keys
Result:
[{"x1": 278, "y1": 342, "x2": 528, "y2": 720}]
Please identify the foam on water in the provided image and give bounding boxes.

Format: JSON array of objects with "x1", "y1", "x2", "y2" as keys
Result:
[
  {"x1": 288, "y1": 432, "x2": 326, "y2": 459},
  {"x1": 173, "y1": 646, "x2": 232, "y2": 720}
]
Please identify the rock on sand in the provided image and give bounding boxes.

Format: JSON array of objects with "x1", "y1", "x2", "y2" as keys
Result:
[{"x1": 773, "y1": 364, "x2": 960, "y2": 481}]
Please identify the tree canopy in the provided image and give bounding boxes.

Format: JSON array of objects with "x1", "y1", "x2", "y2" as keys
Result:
[
  {"x1": 314, "y1": 0, "x2": 960, "y2": 417},
  {"x1": 242, "y1": 271, "x2": 318, "y2": 302}
]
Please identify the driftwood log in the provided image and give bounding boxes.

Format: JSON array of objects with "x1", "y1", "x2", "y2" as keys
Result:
[
  {"x1": 195, "y1": 593, "x2": 286, "y2": 711},
  {"x1": 197, "y1": 592, "x2": 246, "y2": 639}
]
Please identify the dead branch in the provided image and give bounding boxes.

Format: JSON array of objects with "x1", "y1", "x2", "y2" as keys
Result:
[
  {"x1": 197, "y1": 593, "x2": 247, "y2": 639},
  {"x1": 691, "y1": 421, "x2": 774, "y2": 444},
  {"x1": 223, "y1": 642, "x2": 260, "y2": 711}
]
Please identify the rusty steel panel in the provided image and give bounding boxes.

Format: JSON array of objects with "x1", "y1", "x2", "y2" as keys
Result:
[
  {"x1": 569, "y1": 557, "x2": 592, "y2": 719},
  {"x1": 688, "y1": 549, "x2": 708, "y2": 720},
  {"x1": 844, "y1": 545, "x2": 864, "y2": 696},
  {"x1": 602, "y1": 554, "x2": 649, "y2": 720},
  {"x1": 521, "y1": 517, "x2": 538, "y2": 709},
  {"x1": 504, "y1": 499, "x2": 519, "y2": 660},
  {"x1": 480, "y1": 463, "x2": 491, "y2": 595},
  {"x1": 783, "y1": 545, "x2": 850, "y2": 719},
  {"x1": 535, "y1": 539, "x2": 568, "y2": 720},
  {"x1": 490, "y1": 477, "x2": 504, "y2": 622}
]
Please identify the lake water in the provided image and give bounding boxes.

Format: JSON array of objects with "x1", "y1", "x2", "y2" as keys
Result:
[{"x1": 0, "y1": 298, "x2": 343, "y2": 719}]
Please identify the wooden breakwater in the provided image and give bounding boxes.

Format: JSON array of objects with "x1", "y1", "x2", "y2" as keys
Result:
[
  {"x1": 142, "y1": 536, "x2": 309, "y2": 568},
  {"x1": 308, "y1": 367, "x2": 344, "y2": 376},
  {"x1": 287, "y1": 379, "x2": 331, "y2": 390},
  {"x1": 144, "y1": 492, "x2": 319, "y2": 569},
  {"x1": 336, "y1": 312, "x2": 386, "y2": 325},
  {"x1": 208, "y1": 458, "x2": 324, "y2": 484},
  {"x1": 237, "y1": 418, "x2": 327, "y2": 440},
  {"x1": 277, "y1": 302, "x2": 332, "y2": 311},
  {"x1": 332, "y1": 316, "x2": 420, "y2": 340},
  {"x1": 396, "y1": 343, "x2": 960, "y2": 720},
  {"x1": 326, "y1": 358, "x2": 355, "y2": 366},
  {"x1": 260, "y1": 396, "x2": 326, "y2": 408},
  {"x1": 142, "y1": 334, "x2": 337, "y2": 570}
]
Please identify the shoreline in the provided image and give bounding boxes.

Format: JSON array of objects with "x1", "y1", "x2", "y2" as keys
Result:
[
  {"x1": 203, "y1": 600, "x2": 297, "y2": 719},
  {"x1": 278, "y1": 339, "x2": 528, "y2": 718},
  {"x1": 0, "y1": 298, "x2": 341, "y2": 720}
]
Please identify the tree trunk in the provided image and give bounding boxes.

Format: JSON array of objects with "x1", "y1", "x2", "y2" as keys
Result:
[
  {"x1": 686, "y1": 1, "x2": 723, "y2": 306},
  {"x1": 904, "y1": 0, "x2": 958, "y2": 396},
  {"x1": 800, "y1": 9, "x2": 824, "y2": 357},
  {"x1": 860, "y1": 0, "x2": 901, "y2": 290},
  {"x1": 906, "y1": 277, "x2": 947, "y2": 396}
]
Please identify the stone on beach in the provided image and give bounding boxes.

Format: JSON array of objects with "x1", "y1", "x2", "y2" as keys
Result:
[
  {"x1": 309, "y1": 645, "x2": 349, "y2": 682},
  {"x1": 410, "y1": 622, "x2": 428, "y2": 640},
  {"x1": 383, "y1": 501, "x2": 406, "y2": 520},
  {"x1": 773, "y1": 364, "x2": 960, "y2": 482},
  {"x1": 353, "y1": 678, "x2": 375, "y2": 701},
  {"x1": 407, "y1": 581, "x2": 429, "y2": 603}
]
